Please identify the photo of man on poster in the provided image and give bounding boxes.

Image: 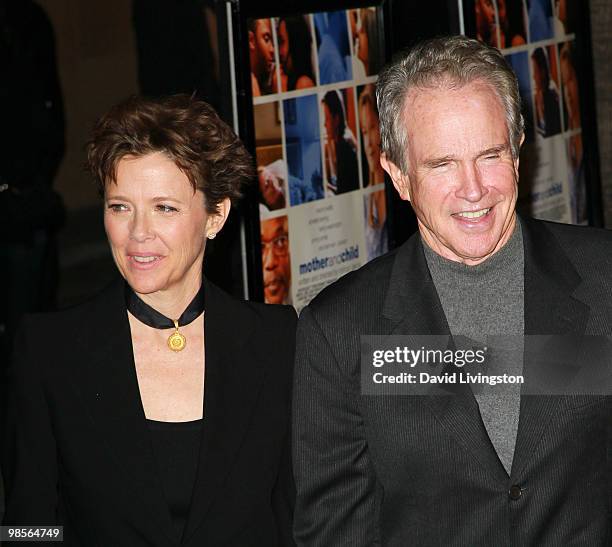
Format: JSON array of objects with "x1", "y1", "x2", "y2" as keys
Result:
[
  {"x1": 254, "y1": 102, "x2": 287, "y2": 212},
  {"x1": 249, "y1": 18, "x2": 277, "y2": 96},
  {"x1": 322, "y1": 89, "x2": 359, "y2": 195},
  {"x1": 261, "y1": 216, "x2": 291, "y2": 305}
]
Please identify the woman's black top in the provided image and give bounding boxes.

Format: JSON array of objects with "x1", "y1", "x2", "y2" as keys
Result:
[
  {"x1": 146, "y1": 418, "x2": 203, "y2": 541},
  {"x1": 2, "y1": 277, "x2": 297, "y2": 545}
]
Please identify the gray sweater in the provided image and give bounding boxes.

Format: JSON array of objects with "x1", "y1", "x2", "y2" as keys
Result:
[{"x1": 423, "y1": 223, "x2": 524, "y2": 474}]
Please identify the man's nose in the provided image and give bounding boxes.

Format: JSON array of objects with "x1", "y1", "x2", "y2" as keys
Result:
[
  {"x1": 455, "y1": 162, "x2": 488, "y2": 202},
  {"x1": 129, "y1": 211, "x2": 154, "y2": 242},
  {"x1": 262, "y1": 245, "x2": 277, "y2": 269}
]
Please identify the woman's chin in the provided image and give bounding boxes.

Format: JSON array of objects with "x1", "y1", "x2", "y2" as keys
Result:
[{"x1": 122, "y1": 273, "x2": 167, "y2": 296}]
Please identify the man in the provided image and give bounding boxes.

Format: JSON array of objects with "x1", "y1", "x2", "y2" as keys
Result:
[
  {"x1": 261, "y1": 216, "x2": 291, "y2": 304},
  {"x1": 258, "y1": 162, "x2": 286, "y2": 211},
  {"x1": 248, "y1": 18, "x2": 275, "y2": 96},
  {"x1": 322, "y1": 90, "x2": 359, "y2": 195},
  {"x1": 293, "y1": 36, "x2": 612, "y2": 546}
]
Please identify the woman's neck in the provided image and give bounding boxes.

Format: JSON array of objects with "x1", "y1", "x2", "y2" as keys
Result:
[{"x1": 136, "y1": 271, "x2": 202, "y2": 320}]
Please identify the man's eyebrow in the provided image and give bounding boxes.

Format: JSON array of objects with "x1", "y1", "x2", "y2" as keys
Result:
[
  {"x1": 476, "y1": 144, "x2": 509, "y2": 158},
  {"x1": 422, "y1": 155, "x2": 455, "y2": 168}
]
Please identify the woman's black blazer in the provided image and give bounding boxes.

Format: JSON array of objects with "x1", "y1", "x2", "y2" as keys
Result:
[{"x1": 1, "y1": 277, "x2": 297, "y2": 546}]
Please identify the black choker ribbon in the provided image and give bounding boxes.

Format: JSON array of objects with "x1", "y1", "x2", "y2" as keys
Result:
[{"x1": 124, "y1": 282, "x2": 205, "y2": 352}]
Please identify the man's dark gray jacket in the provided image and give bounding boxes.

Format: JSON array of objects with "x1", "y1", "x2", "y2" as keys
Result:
[{"x1": 293, "y1": 217, "x2": 612, "y2": 546}]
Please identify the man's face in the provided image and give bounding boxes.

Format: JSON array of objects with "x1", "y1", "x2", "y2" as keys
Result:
[
  {"x1": 359, "y1": 102, "x2": 381, "y2": 171},
  {"x1": 382, "y1": 81, "x2": 520, "y2": 265},
  {"x1": 258, "y1": 167, "x2": 285, "y2": 210},
  {"x1": 261, "y1": 216, "x2": 291, "y2": 304},
  {"x1": 250, "y1": 19, "x2": 275, "y2": 79},
  {"x1": 357, "y1": 20, "x2": 369, "y2": 65}
]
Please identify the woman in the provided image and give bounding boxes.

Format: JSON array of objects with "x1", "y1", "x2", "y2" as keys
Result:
[
  {"x1": 276, "y1": 15, "x2": 316, "y2": 91},
  {"x1": 357, "y1": 84, "x2": 384, "y2": 187},
  {"x1": 351, "y1": 8, "x2": 382, "y2": 78},
  {"x1": 1, "y1": 95, "x2": 297, "y2": 546}
]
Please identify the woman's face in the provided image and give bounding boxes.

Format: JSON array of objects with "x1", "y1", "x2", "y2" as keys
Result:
[
  {"x1": 360, "y1": 102, "x2": 381, "y2": 170},
  {"x1": 357, "y1": 20, "x2": 369, "y2": 65},
  {"x1": 278, "y1": 20, "x2": 291, "y2": 73},
  {"x1": 104, "y1": 152, "x2": 216, "y2": 298}
]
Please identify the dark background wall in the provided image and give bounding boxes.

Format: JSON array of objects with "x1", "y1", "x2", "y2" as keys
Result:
[{"x1": 36, "y1": 0, "x2": 138, "y2": 306}]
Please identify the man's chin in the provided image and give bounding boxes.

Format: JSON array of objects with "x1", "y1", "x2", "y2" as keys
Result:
[
  {"x1": 264, "y1": 287, "x2": 287, "y2": 304},
  {"x1": 447, "y1": 237, "x2": 507, "y2": 264}
]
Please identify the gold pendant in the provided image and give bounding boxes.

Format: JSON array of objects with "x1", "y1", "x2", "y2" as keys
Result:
[{"x1": 167, "y1": 319, "x2": 186, "y2": 352}]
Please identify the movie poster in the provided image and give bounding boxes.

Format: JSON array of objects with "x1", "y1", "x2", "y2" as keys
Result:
[
  {"x1": 465, "y1": 0, "x2": 587, "y2": 224},
  {"x1": 248, "y1": 8, "x2": 387, "y2": 311}
]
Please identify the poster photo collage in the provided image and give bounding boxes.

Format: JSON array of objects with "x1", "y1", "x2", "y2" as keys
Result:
[
  {"x1": 467, "y1": 0, "x2": 586, "y2": 224},
  {"x1": 248, "y1": 8, "x2": 387, "y2": 309}
]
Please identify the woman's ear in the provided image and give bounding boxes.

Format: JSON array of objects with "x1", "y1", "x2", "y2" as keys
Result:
[{"x1": 205, "y1": 197, "x2": 231, "y2": 239}]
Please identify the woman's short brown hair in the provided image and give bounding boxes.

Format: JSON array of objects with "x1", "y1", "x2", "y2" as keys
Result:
[{"x1": 86, "y1": 94, "x2": 255, "y2": 214}]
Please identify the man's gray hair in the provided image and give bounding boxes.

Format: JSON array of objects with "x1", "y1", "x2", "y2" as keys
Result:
[{"x1": 376, "y1": 35, "x2": 524, "y2": 173}]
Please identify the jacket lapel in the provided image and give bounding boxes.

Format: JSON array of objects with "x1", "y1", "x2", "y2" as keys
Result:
[
  {"x1": 382, "y1": 234, "x2": 508, "y2": 482},
  {"x1": 73, "y1": 278, "x2": 176, "y2": 545},
  {"x1": 510, "y1": 217, "x2": 590, "y2": 478},
  {"x1": 181, "y1": 279, "x2": 265, "y2": 544}
]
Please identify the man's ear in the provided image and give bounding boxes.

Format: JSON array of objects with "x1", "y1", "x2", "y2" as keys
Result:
[
  {"x1": 380, "y1": 153, "x2": 411, "y2": 201},
  {"x1": 248, "y1": 30, "x2": 255, "y2": 52},
  {"x1": 206, "y1": 197, "x2": 231, "y2": 239},
  {"x1": 513, "y1": 132, "x2": 525, "y2": 174}
]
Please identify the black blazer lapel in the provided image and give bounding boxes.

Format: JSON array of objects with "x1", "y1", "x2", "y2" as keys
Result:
[
  {"x1": 511, "y1": 217, "x2": 590, "y2": 478},
  {"x1": 182, "y1": 280, "x2": 267, "y2": 544},
  {"x1": 72, "y1": 278, "x2": 176, "y2": 544},
  {"x1": 382, "y1": 234, "x2": 508, "y2": 482}
]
